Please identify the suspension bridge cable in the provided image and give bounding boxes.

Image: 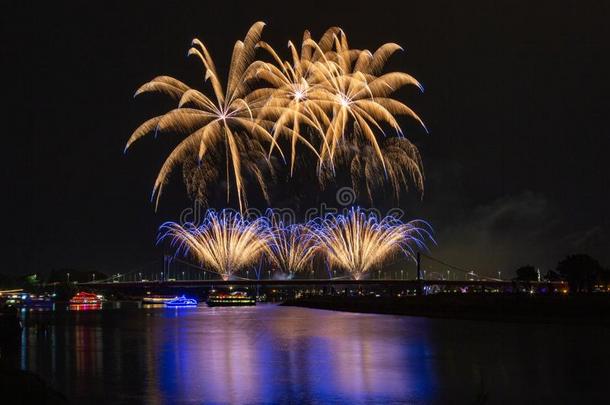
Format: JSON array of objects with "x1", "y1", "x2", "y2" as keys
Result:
[
  {"x1": 83, "y1": 259, "x2": 162, "y2": 284},
  {"x1": 419, "y1": 253, "x2": 500, "y2": 281}
]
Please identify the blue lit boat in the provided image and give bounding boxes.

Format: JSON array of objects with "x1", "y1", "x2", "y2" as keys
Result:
[{"x1": 165, "y1": 295, "x2": 198, "y2": 307}]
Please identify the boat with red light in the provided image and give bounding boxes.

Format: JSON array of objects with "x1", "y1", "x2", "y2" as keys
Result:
[{"x1": 69, "y1": 292, "x2": 102, "y2": 305}]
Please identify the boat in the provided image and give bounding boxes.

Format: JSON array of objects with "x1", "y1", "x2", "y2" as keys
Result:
[
  {"x1": 142, "y1": 294, "x2": 176, "y2": 304},
  {"x1": 207, "y1": 291, "x2": 256, "y2": 307},
  {"x1": 165, "y1": 295, "x2": 198, "y2": 307},
  {"x1": 23, "y1": 295, "x2": 54, "y2": 309},
  {"x1": 69, "y1": 292, "x2": 102, "y2": 305},
  {"x1": 1, "y1": 293, "x2": 28, "y2": 307}
]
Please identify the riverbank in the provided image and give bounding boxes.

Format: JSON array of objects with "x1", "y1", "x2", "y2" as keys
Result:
[
  {"x1": 0, "y1": 366, "x2": 70, "y2": 404},
  {"x1": 1, "y1": 306, "x2": 69, "y2": 404},
  {"x1": 282, "y1": 294, "x2": 610, "y2": 324}
]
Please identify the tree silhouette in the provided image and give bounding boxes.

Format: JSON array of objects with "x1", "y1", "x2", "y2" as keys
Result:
[
  {"x1": 556, "y1": 254, "x2": 603, "y2": 293},
  {"x1": 515, "y1": 265, "x2": 538, "y2": 281},
  {"x1": 544, "y1": 269, "x2": 562, "y2": 281}
]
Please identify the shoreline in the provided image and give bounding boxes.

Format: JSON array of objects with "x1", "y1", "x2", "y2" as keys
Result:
[
  {"x1": 282, "y1": 294, "x2": 610, "y2": 325},
  {"x1": 0, "y1": 365, "x2": 70, "y2": 404}
]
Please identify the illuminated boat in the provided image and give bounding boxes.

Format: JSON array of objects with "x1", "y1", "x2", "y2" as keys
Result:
[
  {"x1": 69, "y1": 292, "x2": 102, "y2": 305},
  {"x1": 206, "y1": 291, "x2": 256, "y2": 307},
  {"x1": 165, "y1": 295, "x2": 198, "y2": 307},
  {"x1": 23, "y1": 295, "x2": 54, "y2": 309},
  {"x1": 142, "y1": 294, "x2": 176, "y2": 304}
]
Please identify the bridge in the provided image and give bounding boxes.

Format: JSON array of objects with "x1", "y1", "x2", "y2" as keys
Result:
[
  {"x1": 76, "y1": 253, "x2": 567, "y2": 293},
  {"x1": 82, "y1": 278, "x2": 565, "y2": 290}
]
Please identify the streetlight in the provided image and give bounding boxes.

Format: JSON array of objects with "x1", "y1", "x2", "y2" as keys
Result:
[
  {"x1": 498, "y1": 271, "x2": 502, "y2": 280},
  {"x1": 182, "y1": 271, "x2": 185, "y2": 280},
  {"x1": 67, "y1": 272, "x2": 70, "y2": 283}
]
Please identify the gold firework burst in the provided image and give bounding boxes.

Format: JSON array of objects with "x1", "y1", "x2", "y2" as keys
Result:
[
  {"x1": 128, "y1": 23, "x2": 427, "y2": 209},
  {"x1": 310, "y1": 30, "x2": 427, "y2": 169},
  {"x1": 250, "y1": 28, "x2": 345, "y2": 175},
  {"x1": 126, "y1": 22, "x2": 285, "y2": 211},
  {"x1": 159, "y1": 210, "x2": 270, "y2": 281},
  {"x1": 320, "y1": 130, "x2": 424, "y2": 203},
  {"x1": 266, "y1": 219, "x2": 317, "y2": 277},
  {"x1": 182, "y1": 137, "x2": 277, "y2": 206},
  {"x1": 312, "y1": 208, "x2": 430, "y2": 280}
]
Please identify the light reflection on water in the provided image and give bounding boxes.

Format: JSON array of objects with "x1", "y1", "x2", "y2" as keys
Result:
[{"x1": 19, "y1": 304, "x2": 610, "y2": 404}]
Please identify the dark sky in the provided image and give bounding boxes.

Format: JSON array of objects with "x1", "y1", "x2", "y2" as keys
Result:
[{"x1": 4, "y1": 0, "x2": 609, "y2": 277}]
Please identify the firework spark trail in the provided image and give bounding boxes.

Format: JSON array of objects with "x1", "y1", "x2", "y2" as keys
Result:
[
  {"x1": 158, "y1": 210, "x2": 270, "y2": 281},
  {"x1": 158, "y1": 208, "x2": 433, "y2": 281},
  {"x1": 253, "y1": 27, "x2": 427, "y2": 197},
  {"x1": 182, "y1": 136, "x2": 277, "y2": 206},
  {"x1": 126, "y1": 22, "x2": 293, "y2": 211},
  {"x1": 319, "y1": 135, "x2": 424, "y2": 203},
  {"x1": 311, "y1": 207, "x2": 433, "y2": 280},
  {"x1": 297, "y1": 30, "x2": 427, "y2": 168},
  {"x1": 251, "y1": 28, "x2": 344, "y2": 175},
  {"x1": 127, "y1": 24, "x2": 427, "y2": 210},
  {"x1": 265, "y1": 217, "x2": 318, "y2": 278}
]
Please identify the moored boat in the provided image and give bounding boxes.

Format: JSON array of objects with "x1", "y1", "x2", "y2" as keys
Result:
[
  {"x1": 69, "y1": 292, "x2": 102, "y2": 305},
  {"x1": 0, "y1": 293, "x2": 54, "y2": 309},
  {"x1": 207, "y1": 291, "x2": 256, "y2": 307},
  {"x1": 24, "y1": 295, "x2": 54, "y2": 309},
  {"x1": 165, "y1": 295, "x2": 198, "y2": 307},
  {"x1": 142, "y1": 294, "x2": 177, "y2": 304}
]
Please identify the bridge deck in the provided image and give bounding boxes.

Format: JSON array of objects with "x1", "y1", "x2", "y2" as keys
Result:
[{"x1": 81, "y1": 279, "x2": 566, "y2": 288}]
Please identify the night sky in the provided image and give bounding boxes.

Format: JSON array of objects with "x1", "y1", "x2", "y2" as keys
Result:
[{"x1": 4, "y1": 0, "x2": 609, "y2": 277}]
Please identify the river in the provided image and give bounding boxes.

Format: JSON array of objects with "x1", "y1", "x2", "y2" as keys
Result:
[{"x1": 18, "y1": 303, "x2": 610, "y2": 404}]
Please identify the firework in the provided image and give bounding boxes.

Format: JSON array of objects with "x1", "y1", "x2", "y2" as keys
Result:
[
  {"x1": 126, "y1": 22, "x2": 289, "y2": 211},
  {"x1": 320, "y1": 135, "x2": 424, "y2": 203},
  {"x1": 128, "y1": 23, "x2": 427, "y2": 210},
  {"x1": 182, "y1": 136, "x2": 276, "y2": 206},
  {"x1": 158, "y1": 210, "x2": 270, "y2": 281},
  {"x1": 251, "y1": 28, "x2": 343, "y2": 175},
  {"x1": 265, "y1": 218, "x2": 318, "y2": 278},
  {"x1": 311, "y1": 30, "x2": 427, "y2": 169},
  {"x1": 312, "y1": 208, "x2": 432, "y2": 280},
  {"x1": 253, "y1": 27, "x2": 426, "y2": 185}
]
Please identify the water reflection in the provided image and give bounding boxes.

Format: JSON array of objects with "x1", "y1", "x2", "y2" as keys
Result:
[
  {"x1": 69, "y1": 304, "x2": 102, "y2": 311},
  {"x1": 18, "y1": 305, "x2": 610, "y2": 404}
]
